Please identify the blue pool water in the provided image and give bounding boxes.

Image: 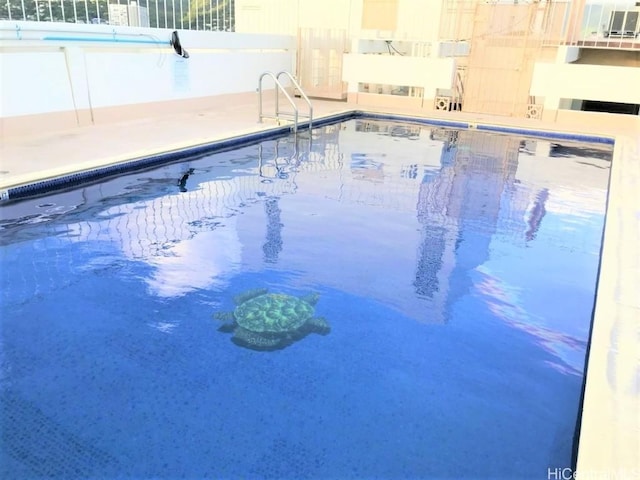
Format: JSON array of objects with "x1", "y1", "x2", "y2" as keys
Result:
[{"x1": 0, "y1": 119, "x2": 612, "y2": 479}]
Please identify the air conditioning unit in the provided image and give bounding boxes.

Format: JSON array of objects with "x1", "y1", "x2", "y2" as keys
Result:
[{"x1": 604, "y1": 9, "x2": 639, "y2": 38}]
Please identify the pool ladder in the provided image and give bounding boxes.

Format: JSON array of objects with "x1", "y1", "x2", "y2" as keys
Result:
[{"x1": 258, "y1": 71, "x2": 313, "y2": 134}]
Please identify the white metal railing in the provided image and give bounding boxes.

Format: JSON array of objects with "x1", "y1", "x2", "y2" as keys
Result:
[
  {"x1": 1, "y1": 0, "x2": 235, "y2": 31},
  {"x1": 258, "y1": 71, "x2": 313, "y2": 134},
  {"x1": 544, "y1": 1, "x2": 640, "y2": 49}
]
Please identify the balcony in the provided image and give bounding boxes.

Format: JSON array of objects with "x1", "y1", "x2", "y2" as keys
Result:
[{"x1": 569, "y1": 1, "x2": 640, "y2": 50}]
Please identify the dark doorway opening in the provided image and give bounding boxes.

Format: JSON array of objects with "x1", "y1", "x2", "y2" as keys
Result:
[{"x1": 581, "y1": 100, "x2": 640, "y2": 115}]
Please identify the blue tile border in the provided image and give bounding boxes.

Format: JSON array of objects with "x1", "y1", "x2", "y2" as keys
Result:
[
  {"x1": 352, "y1": 111, "x2": 616, "y2": 144},
  {"x1": 1, "y1": 110, "x2": 615, "y2": 202},
  {"x1": 475, "y1": 124, "x2": 615, "y2": 145},
  {"x1": 2, "y1": 125, "x2": 295, "y2": 203},
  {"x1": 302, "y1": 111, "x2": 355, "y2": 128},
  {"x1": 352, "y1": 111, "x2": 471, "y2": 130}
]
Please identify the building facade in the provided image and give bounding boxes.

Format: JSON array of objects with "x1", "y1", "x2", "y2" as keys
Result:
[{"x1": 235, "y1": 0, "x2": 640, "y2": 124}]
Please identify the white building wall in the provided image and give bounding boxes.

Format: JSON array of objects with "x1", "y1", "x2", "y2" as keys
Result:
[
  {"x1": 342, "y1": 53, "x2": 455, "y2": 96},
  {"x1": 234, "y1": 0, "x2": 299, "y2": 35},
  {"x1": 531, "y1": 62, "x2": 640, "y2": 109},
  {"x1": 235, "y1": 0, "x2": 356, "y2": 35},
  {"x1": 0, "y1": 51, "x2": 74, "y2": 117},
  {"x1": 0, "y1": 21, "x2": 295, "y2": 120},
  {"x1": 235, "y1": 0, "x2": 442, "y2": 42},
  {"x1": 395, "y1": 0, "x2": 444, "y2": 41}
]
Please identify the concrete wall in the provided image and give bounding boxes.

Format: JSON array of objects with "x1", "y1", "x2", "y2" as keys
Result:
[
  {"x1": 0, "y1": 21, "x2": 296, "y2": 135},
  {"x1": 556, "y1": 46, "x2": 581, "y2": 63},
  {"x1": 531, "y1": 62, "x2": 640, "y2": 108},
  {"x1": 342, "y1": 53, "x2": 455, "y2": 106}
]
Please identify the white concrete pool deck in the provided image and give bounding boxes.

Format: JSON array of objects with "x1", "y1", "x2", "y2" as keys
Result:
[{"x1": 1, "y1": 94, "x2": 638, "y2": 477}]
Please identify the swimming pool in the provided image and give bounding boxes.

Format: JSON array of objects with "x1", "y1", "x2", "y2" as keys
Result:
[{"x1": 0, "y1": 118, "x2": 612, "y2": 479}]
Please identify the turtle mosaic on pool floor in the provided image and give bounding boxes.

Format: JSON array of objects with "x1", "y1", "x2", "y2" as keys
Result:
[{"x1": 213, "y1": 288, "x2": 331, "y2": 351}]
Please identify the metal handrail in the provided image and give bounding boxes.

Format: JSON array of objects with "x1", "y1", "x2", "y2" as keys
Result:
[
  {"x1": 2, "y1": 1, "x2": 235, "y2": 31},
  {"x1": 276, "y1": 71, "x2": 313, "y2": 131},
  {"x1": 258, "y1": 71, "x2": 299, "y2": 133}
]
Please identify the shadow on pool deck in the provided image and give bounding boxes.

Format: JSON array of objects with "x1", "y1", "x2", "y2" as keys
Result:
[{"x1": 0, "y1": 93, "x2": 638, "y2": 476}]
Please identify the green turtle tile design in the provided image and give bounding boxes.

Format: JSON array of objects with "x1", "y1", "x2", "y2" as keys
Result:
[{"x1": 214, "y1": 289, "x2": 330, "y2": 351}]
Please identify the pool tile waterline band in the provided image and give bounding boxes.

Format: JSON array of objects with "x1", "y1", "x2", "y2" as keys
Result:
[{"x1": 0, "y1": 111, "x2": 614, "y2": 202}]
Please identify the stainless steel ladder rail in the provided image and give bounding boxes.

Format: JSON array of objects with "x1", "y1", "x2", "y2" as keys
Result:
[
  {"x1": 276, "y1": 71, "x2": 313, "y2": 131},
  {"x1": 258, "y1": 71, "x2": 300, "y2": 133},
  {"x1": 258, "y1": 71, "x2": 313, "y2": 133}
]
